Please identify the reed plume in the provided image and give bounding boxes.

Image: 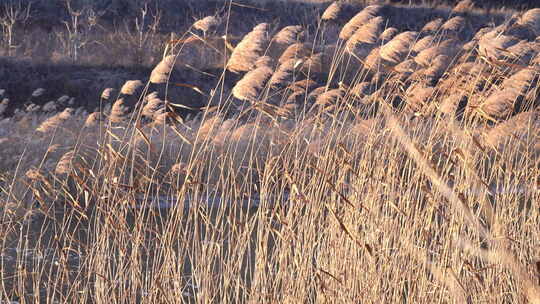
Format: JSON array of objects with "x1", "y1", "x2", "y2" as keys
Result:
[
  {"x1": 501, "y1": 68, "x2": 537, "y2": 94},
  {"x1": 478, "y1": 31, "x2": 519, "y2": 60},
  {"x1": 255, "y1": 56, "x2": 275, "y2": 69},
  {"x1": 421, "y1": 18, "x2": 443, "y2": 33},
  {"x1": 269, "y1": 59, "x2": 298, "y2": 88},
  {"x1": 42, "y1": 101, "x2": 57, "y2": 112},
  {"x1": 84, "y1": 112, "x2": 102, "y2": 128},
  {"x1": 192, "y1": 15, "x2": 221, "y2": 34},
  {"x1": 379, "y1": 27, "x2": 398, "y2": 43},
  {"x1": 55, "y1": 150, "x2": 75, "y2": 175},
  {"x1": 109, "y1": 98, "x2": 129, "y2": 123},
  {"x1": 315, "y1": 88, "x2": 343, "y2": 107},
  {"x1": 379, "y1": 31, "x2": 418, "y2": 65},
  {"x1": 438, "y1": 93, "x2": 467, "y2": 117},
  {"x1": 483, "y1": 111, "x2": 540, "y2": 148},
  {"x1": 36, "y1": 108, "x2": 73, "y2": 133},
  {"x1": 414, "y1": 39, "x2": 458, "y2": 67},
  {"x1": 300, "y1": 53, "x2": 324, "y2": 75},
  {"x1": 339, "y1": 5, "x2": 382, "y2": 40},
  {"x1": 227, "y1": 23, "x2": 270, "y2": 73},
  {"x1": 424, "y1": 55, "x2": 451, "y2": 79},
  {"x1": 412, "y1": 35, "x2": 435, "y2": 53},
  {"x1": 142, "y1": 92, "x2": 164, "y2": 119},
  {"x1": 452, "y1": 0, "x2": 474, "y2": 14},
  {"x1": 150, "y1": 55, "x2": 175, "y2": 84},
  {"x1": 441, "y1": 16, "x2": 466, "y2": 34},
  {"x1": 321, "y1": 1, "x2": 343, "y2": 22},
  {"x1": 101, "y1": 88, "x2": 115, "y2": 100},
  {"x1": 0, "y1": 98, "x2": 8, "y2": 116},
  {"x1": 120, "y1": 80, "x2": 144, "y2": 95},
  {"x1": 519, "y1": 8, "x2": 540, "y2": 35},
  {"x1": 478, "y1": 89, "x2": 520, "y2": 121},
  {"x1": 272, "y1": 25, "x2": 304, "y2": 46},
  {"x1": 278, "y1": 43, "x2": 313, "y2": 64},
  {"x1": 232, "y1": 65, "x2": 273, "y2": 101},
  {"x1": 31, "y1": 88, "x2": 45, "y2": 97},
  {"x1": 345, "y1": 16, "x2": 384, "y2": 54}
]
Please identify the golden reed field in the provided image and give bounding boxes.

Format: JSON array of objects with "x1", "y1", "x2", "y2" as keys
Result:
[{"x1": 0, "y1": 0, "x2": 539, "y2": 302}]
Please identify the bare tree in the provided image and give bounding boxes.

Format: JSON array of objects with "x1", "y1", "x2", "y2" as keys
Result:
[{"x1": 0, "y1": 0, "x2": 31, "y2": 56}]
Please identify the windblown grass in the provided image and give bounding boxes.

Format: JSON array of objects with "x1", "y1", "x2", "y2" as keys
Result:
[{"x1": 1, "y1": 1, "x2": 540, "y2": 303}]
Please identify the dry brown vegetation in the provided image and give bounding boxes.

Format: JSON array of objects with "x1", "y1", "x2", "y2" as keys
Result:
[{"x1": 1, "y1": 0, "x2": 540, "y2": 303}]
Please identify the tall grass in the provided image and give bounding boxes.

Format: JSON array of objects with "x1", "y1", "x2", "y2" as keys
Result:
[{"x1": 1, "y1": 1, "x2": 540, "y2": 303}]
